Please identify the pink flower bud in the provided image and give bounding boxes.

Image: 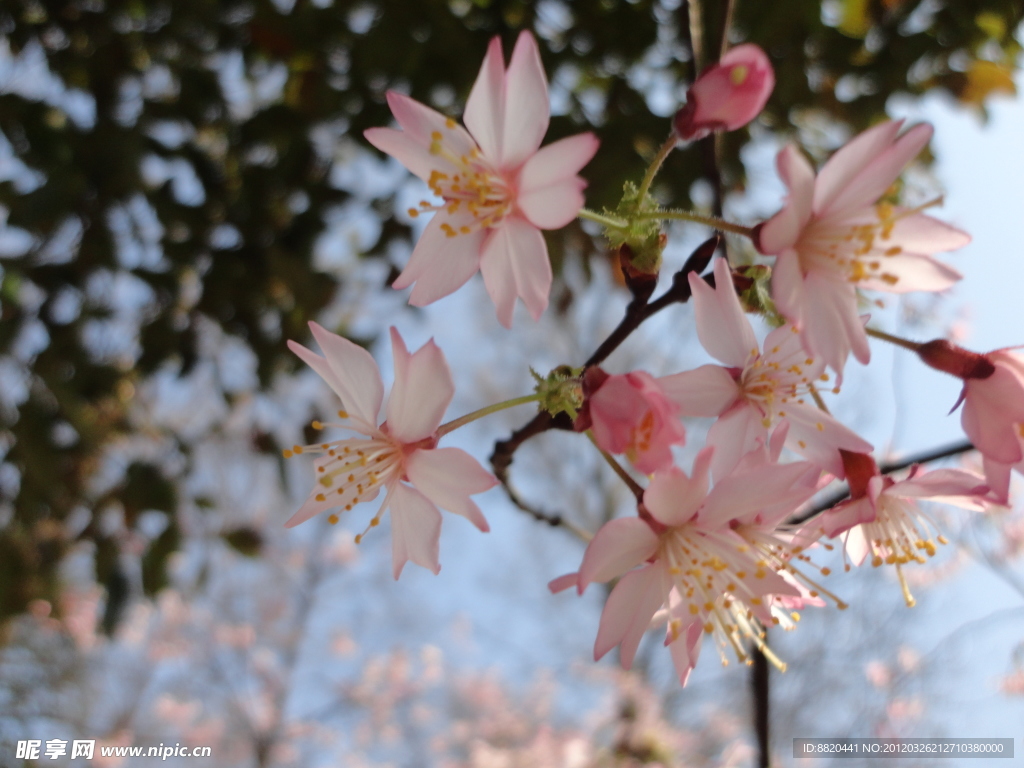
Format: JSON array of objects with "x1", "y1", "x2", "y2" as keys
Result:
[
  {"x1": 578, "y1": 370, "x2": 686, "y2": 475},
  {"x1": 673, "y1": 44, "x2": 774, "y2": 141}
]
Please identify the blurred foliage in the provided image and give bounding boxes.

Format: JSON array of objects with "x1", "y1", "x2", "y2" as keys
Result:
[{"x1": 0, "y1": 0, "x2": 1021, "y2": 630}]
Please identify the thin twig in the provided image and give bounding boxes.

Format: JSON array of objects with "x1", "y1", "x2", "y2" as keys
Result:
[{"x1": 585, "y1": 236, "x2": 720, "y2": 368}]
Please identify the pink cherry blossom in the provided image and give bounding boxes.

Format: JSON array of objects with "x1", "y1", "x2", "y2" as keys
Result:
[
  {"x1": 363, "y1": 32, "x2": 599, "y2": 328},
  {"x1": 553, "y1": 450, "x2": 832, "y2": 684},
  {"x1": 673, "y1": 44, "x2": 775, "y2": 141},
  {"x1": 658, "y1": 258, "x2": 872, "y2": 480},
  {"x1": 757, "y1": 120, "x2": 970, "y2": 375},
  {"x1": 575, "y1": 367, "x2": 686, "y2": 474},
  {"x1": 285, "y1": 323, "x2": 496, "y2": 578},
  {"x1": 915, "y1": 340, "x2": 1024, "y2": 503},
  {"x1": 811, "y1": 451, "x2": 991, "y2": 605}
]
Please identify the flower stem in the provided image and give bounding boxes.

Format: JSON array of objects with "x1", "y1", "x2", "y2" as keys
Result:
[
  {"x1": 578, "y1": 208, "x2": 630, "y2": 229},
  {"x1": 635, "y1": 208, "x2": 754, "y2": 237},
  {"x1": 636, "y1": 133, "x2": 680, "y2": 205},
  {"x1": 585, "y1": 430, "x2": 645, "y2": 498},
  {"x1": 866, "y1": 327, "x2": 922, "y2": 352},
  {"x1": 437, "y1": 394, "x2": 542, "y2": 437}
]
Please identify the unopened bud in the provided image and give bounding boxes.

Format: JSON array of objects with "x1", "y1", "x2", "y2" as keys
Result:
[
  {"x1": 673, "y1": 44, "x2": 775, "y2": 142},
  {"x1": 916, "y1": 339, "x2": 996, "y2": 380}
]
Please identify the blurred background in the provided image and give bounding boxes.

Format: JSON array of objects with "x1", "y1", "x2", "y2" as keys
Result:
[{"x1": 1, "y1": 0, "x2": 1024, "y2": 765}]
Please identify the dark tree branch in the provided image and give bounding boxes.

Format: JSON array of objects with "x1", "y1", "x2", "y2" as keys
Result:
[
  {"x1": 752, "y1": 634, "x2": 770, "y2": 768},
  {"x1": 585, "y1": 235, "x2": 719, "y2": 368}
]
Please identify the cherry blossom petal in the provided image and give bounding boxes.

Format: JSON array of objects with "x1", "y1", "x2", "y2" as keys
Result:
[
  {"x1": 758, "y1": 146, "x2": 815, "y2": 254},
  {"x1": 857, "y1": 253, "x2": 961, "y2": 294},
  {"x1": 689, "y1": 258, "x2": 758, "y2": 367},
  {"x1": 308, "y1": 322, "x2": 385, "y2": 429},
  {"x1": 667, "y1": 617, "x2": 704, "y2": 687},
  {"x1": 962, "y1": 366, "x2": 1024, "y2": 463},
  {"x1": 801, "y1": 274, "x2": 869, "y2": 374},
  {"x1": 813, "y1": 120, "x2": 902, "y2": 215},
  {"x1": 771, "y1": 249, "x2": 806, "y2": 327},
  {"x1": 886, "y1": 211, "x2": 971, "y2": 253},
  {"x1": 389, "y1": 483, "x2": 443, "y2": 579},
  {"x1": 819, "y1": 496, "x2": 877, "y2": 538},
  {"x1": 363, "y1": 126, "x2": 452, "y2": 183},
  {"x1": 405, "y1": 446, "x2": 496, "y2": 532},
  {"x1": 706, "y1": 402, "x2": 767, "y2": 481},
  {"x1": 594, "y1": 562, "x2": 667, "y2": 668},
  {"x1": 378, "y1": 91, "x2": 478, "y2": 165},
  {"x1": 391, "y1": 210, "x2": 486, "y2": 304},
  {"x1": 842, "y1": 524, "x2": 872, "y2": 566},
  {"x1": 658, "y1": 365, "x2": 741, "y2": 417},
  {"x1": 819, "y1": 123, "x2": 932, "y2": 218},
  {"x1": 548, "y1": 572, "x2": 579, "y2": 593},
  {"x1": 385, "y1": 329, "x2": 454, "y2": 442},
  {"x1": 517, "y1": 133, "x2": 599, "y2": 228},
  {"x1": 284, "y1": 476, "x2": 382, "y2": 529},
  {"x1": 983, "y1": 457, "x2": 1013, "y2": 505},
  {"x1": 463, "y1": 37, "x2": 505, "y2": 164},
  {"x1": 782, "y1": 402, "x2": 873, "y2": 478},
  {"x1": 480, "y1": 217, "x2": 552, "y2": 328},
  {"x1": 578, "y1": 517, "x2": 660, "y2": 592},
  {"x1": 644, "y1": 452, "x2": 713, "y2": 527},
  {"x1": 501, "y1": 30, "x2": 550, "y2": 169},
  {"x1": 288, "y1": 341, "x2": 373, "y2": 436},
  {"x1": 887, "y1": 468, "x2": 990, "y2": 510},
  {"x1": 701, "y1": 461, "x2": 818, "y2": 526}
]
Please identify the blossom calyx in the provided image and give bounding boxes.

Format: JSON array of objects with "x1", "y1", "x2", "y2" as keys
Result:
[
  {"x1": 916, "y1": 339, "x2": 996, "y2": 380},
  {"x1": 604, "y1": 181, "x2": 665, "y2": 276},
  {"x1": 532, "y1": 365, "x2": 584, "y2": 419},
  {"x1": 673, "y1": 44, "x2": 775, "y2": 141}
]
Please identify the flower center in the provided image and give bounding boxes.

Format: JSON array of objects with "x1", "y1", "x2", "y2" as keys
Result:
[
  {"x1": 658, "y1": 521, "x2": 844, "y2": 670},
  {"x1": 626, "y1": 410, "x2": 657, "y2": 463},
  {"x1": 857, "y1": 496, "x2": 948, "y2": 607},
  {"x1": 796, "y1": 197, "x2": 943, "y2": 289},
  {"x1": 406, "y1": 121, "x2": 514, "y2": 237},
  {"x1": 797, "y1": 203, "x2": 903, "y2": 286},
  {"x1": 285, "y1": 419, "x2": 404, "y2": 539},
  {"x1": 738, "y1": 332, "x2": 835, "y2": 427}
]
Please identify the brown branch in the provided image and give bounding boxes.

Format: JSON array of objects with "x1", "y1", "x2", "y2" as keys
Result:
[{"x1": 585, "y1": 235, "x2": 719, "y2": 368}]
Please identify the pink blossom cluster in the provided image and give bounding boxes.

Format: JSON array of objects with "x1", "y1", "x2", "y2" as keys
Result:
[{"x1": 280, "y1": 32, "x2": 1015, "y2": 685}]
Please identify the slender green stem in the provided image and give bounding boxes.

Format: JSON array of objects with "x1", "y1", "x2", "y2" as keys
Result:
[
  {"x1": 585, "y1": 431, "x2": 645, "y2": 498},
  {"x1": 866, "y1": 327, "x2": 923, "y2": 352},
  {"x1": 634, "y1": 208, "x2": 754, "y2": 237},
  {"x1": 636, "y1": 133, "x2": 680, "y2": 205},
  {"x1": 578, "y1": 208, "x2": 630, "y2": 229},
  {"x1": 437, "y1": 394, "x2": 541, "y2": 437}
]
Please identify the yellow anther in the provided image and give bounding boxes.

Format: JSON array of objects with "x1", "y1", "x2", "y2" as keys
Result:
[
  {"x1": 328, "y1": 514, "x2": 339, "y2": 524},
  {"x1": 282, "y1": 449, "x2": 293, "y2": 458}
]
